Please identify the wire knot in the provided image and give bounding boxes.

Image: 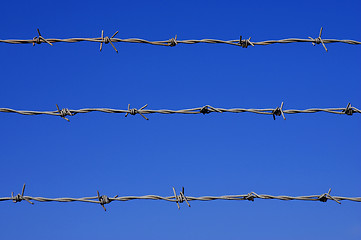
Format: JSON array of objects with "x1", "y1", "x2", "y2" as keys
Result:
[
  {"x1": 343, "y1": 103, "x2": 354, "y2": 116},
  {"x1": 245, "y1": 192, "x2": 260, "y2": 201},
  {"x1": 172, "y1": 187, "x2": 191, "y2": 209},
  {"x1": 12, "y1": 193, "x2": 23, "y2": 203},
  {"x1": 239, "y1": 36, "x2": 254, "y2": 48},
  {"x1": 56, "y1": 104, "x2": 73, "y2": 122},
  {"x1": 314, "y1": 37, "x2": 322, "y2": 44},
  {"x1": 129, "y1": 108, "x2": 138, "y2": 115},
  {"x1": 100, "y1": 30, "x2": 119, "y2": 53},
  {"x1": 11, "y1": 183, "x2": 34, "y2": 205},
  {"x1": 125, "y1": 104, "x2": 149, "y2": 120},
  {"x1": 308, "y1": 27, "x2": 328, "y2": 52},
  {"x1": 169, "y1": 35, "x2": 178, "y2": 47},
  {"x1": 59, "y1": 108, "x2": 72, "y2": 118},
  {"x1": 103, "y1": 36, "x2": 110, "y2": 44},
  {"x1": 272, "y1": 102, "x2": 285, "y2": 120},
  {"x1": 200, "y1": 105, "x2": 211, "y2": 114},
  {"x1": 32, "y1": 29, "x2": 53, "y2": 46},
  {"x1": 318, "y1": 188, "x2": 341, "y2": 204},
  {"x1": 245, "y1": 193, "x2": 255, "y2": 201},
  {"x1": 32, "y1": 36, "x2": 42, "y2": 45},
  {"x1": 99, "y1": 195, "x2": 111, "y2": 205},
  {"x1": 97, "y1": 190, "x2": 118, "y2": 211}
]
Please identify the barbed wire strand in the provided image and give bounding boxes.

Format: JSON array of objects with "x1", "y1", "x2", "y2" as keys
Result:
[
  {"x1": 0, "y1": 102, "x2": 359, "y2": 121},
  {"x1": 1, "y1": 27, "x2": 360, "y2": 52},
  {"x1": 2, "y1": 184, "x2": 361, "y2": 211}
]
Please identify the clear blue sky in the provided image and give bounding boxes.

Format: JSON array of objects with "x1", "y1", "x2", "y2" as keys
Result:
[{"x1": 0, "y1": 0, "x2": 360, "y2": 239}]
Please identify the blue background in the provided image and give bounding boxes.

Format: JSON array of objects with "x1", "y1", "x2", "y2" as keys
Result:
[{"x1": 0, "y1": 0, "x2": 360, "y2": 239}]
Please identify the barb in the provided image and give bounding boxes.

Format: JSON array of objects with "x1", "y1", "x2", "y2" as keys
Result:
[
  {"x1": 56, "y1": 104, "x2": 73, "y2": 121},
  {"x1": 32, "y1": 29, "x2": 53, "y2": 46},
  {"x1": 309, "y1": 27, "x2": 327, "y2": 52},
  {"x1": 1, "y1": 184, "x2": 360, "y2": 210},
  {"x1": 239, "y1": 36, "x2": 254, "y2": 48},
  {"x1": 99, "y1": 30, "x2": 119, "y2": 53},
  {"x1": 1, "y1": 27, "x2": 360, "y2": 51},
  {"x1": 168, "y1": 35, "x2": 178, "y2": 47},
  {"x1": 272, "y1": 102, "x2": 285, "y2": 120},
  {"x1": 0, "y1": 103, "x2": 359, "y2": 121},
  {"x1": 97, "y1": 190, "x2": 118, "y2": 211},
  {"x1": 125, "y1": 104, "x2": 149, "y2": 120},
  {"x1": 11, "y1": 183, "x2": 33, "y2": 205},
  {"x1": 173, "y1": 187, "x2": 191, "y2": 209},
  {"x1": 318, "y1": 188, "x2": 341, "y2": 204},
  {"x1": 343, "y1": 103, "x2": 355, "y2": 116},
  {"x1": 244, "y1": 192, "x2": 260, "y2": 201}
]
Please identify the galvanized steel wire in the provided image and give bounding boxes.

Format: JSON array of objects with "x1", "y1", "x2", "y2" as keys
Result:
[
  {"x1": 1, "y1": 184, "x2": 360, "y2": 211},
  {"x1": 1, "y1": 27, "x2": 360, "y2": 52},
  {"x1": 0, "y1": 102, "x2": 358, "y2": 121},
  {"x1": 1, "y1": 28, "x2": 360, "y2": 212}
]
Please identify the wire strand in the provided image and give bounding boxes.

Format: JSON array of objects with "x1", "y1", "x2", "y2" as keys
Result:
[
  {"x1": 1, "y1": 27, "x2": 360, "y2": 52},
  {"x1": 0, "y1": 103, "x2": 359, "y2": 121},
  {"x1": 3, "y1": 184, "x2": 360, "y2": 211}
]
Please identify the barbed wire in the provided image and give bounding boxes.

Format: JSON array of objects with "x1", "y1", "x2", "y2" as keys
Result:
[
  {"x1": 1, "y1": 184, "x2": 360, "y2": 211},
  {"x1": 1, "y1": 27, "x2": 360, "y2": 52},
  {"x1": 0, "y1": 102, "x2": 359, "y2": 121}
]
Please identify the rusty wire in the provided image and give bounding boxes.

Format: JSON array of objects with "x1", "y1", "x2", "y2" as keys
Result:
[
  {"x1": 1, "y1": 27, "x2": 360, "y2": 52},
  {"x1": 1, "y1": 184, "x2": 360, "y2": 211},
  {"x1": 0, "y1": 102, "x2": 359, "y2": 121}
]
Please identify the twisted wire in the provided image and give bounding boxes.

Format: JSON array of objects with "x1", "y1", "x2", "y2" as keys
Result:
[
  {"x1": 1, "y1": 185, "x2": 360, "y2": 211},
  {"x1": 0, "y1": 103, "x2": 359, "y2": 121},
  {"x1": 1, "y1": 27, "x2": 360, "y2": 52}
]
